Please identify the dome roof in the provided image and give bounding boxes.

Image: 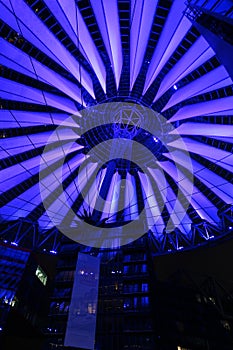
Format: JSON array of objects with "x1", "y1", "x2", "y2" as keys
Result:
[{"x1": 0, "y1": 0, "x2": 232, "y2": 253}]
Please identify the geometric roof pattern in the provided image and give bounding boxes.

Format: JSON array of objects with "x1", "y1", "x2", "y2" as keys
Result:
[{"x1": 0, "y1": 0, "x2": 232, "y2": 253}]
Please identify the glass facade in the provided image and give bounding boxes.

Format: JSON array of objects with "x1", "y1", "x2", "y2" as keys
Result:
[
  {"x1": 0, "y1": 243, "x2": 53, "y2": 349},
  {"x1": 0, "y1": 244, "x2": 30, "y2": 331},
  {"x1": 43, "y1": 235, "x2": 156, "y2": 350}
]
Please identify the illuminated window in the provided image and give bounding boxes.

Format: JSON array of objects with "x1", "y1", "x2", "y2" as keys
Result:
[
  {"x1": 141, "y1": 283, "x2": 148, "y2": 292},
  {"x1": 35, "y1": 266, "x2": 47, "y2": 286},
  {"x1": 9, "y1": 295, "x2": 19, "y2": 307},
  {"x1": 221, "y1": 320, "x2": 231, "y2": 331},
  {"x1": 208, "y1": 296, "x2": 216, "y2": 304},
  {"x1": 88, "y1": 302, "x2": 96, "y2": 314},
  {"x1": 141, "y1": 296, "x2": 149, "y2": 307}
]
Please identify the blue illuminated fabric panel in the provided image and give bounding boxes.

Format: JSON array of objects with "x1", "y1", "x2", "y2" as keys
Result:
[{"x1": 0, "y1": 0, "x2": 232, "y2": 254}]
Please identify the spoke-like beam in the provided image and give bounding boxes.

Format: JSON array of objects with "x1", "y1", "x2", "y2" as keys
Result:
[
  {"x1": 90, "y1": 0, "x2": 122, "y2": 89},
  {"x1": 163, "y1": 65, "x2": 232, "y2": 111},
  {"x1": 144, "y1": 0, "x2": 192, "y2": 94},
  {"x1": 154, "y1": 36, "x2": 215, "y2": 101}
]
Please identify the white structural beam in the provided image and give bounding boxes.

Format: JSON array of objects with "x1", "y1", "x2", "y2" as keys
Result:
[
  {"x1": 0, "y1": 77, "x2": 78, "y2": 114},
  {"x1": 44, "y1": 0, "x2": 106, "y2": 93},
  {"x1": 130, "y1": 0, "x2": 158, "y2": 90},
  {"x1": 167, "y1": 137, "x2": 233, "y2": 170},
  {"x1": 143, "y1": 0, "x2": 192, "y2": 94},
  {"x1": 0, "y1": 0, "x2": 95, "y2": 98},
  {"x1": 0, "y1": 110, "x2": 80, "y2": 129},
  {"x1": 0, "y1": 38, "x2": 85, "y2": 105},
  {"x1": 157, "y1": 160, "x2": 219, "y2": 225},
  {"x1": 154, "y1": 36, "x2": 215, "y2": 101},
  {"x1": 163, "y1": 65, "x2": 232, "y2": 111},
  {"x1": 90, "y1": 0, "x2": 122, "y2": 89},
  {"x1": 169, "y1": 96, "x2": 233, "y2": 122},
  {"x1": 170, "y1": 122, "x2": 233, "y2": 137}
]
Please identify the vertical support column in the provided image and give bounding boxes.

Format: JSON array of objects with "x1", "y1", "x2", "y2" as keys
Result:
[{"x1": 64, "y1": 253, "x2": 100, "y2": 349}]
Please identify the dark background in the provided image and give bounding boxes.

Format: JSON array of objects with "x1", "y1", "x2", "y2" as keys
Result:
[{"x1": 154, "y1": 235, "x2": 233, "y2": 290}]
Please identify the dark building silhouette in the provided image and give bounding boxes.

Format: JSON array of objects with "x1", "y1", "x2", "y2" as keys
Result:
[{"x1": 0, "y1": 242, "x2": 55, "y2": 350}]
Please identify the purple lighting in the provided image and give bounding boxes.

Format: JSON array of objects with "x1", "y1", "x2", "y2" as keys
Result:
[
  {"x1": 169, "y1": 96, "x2": 233, "y2": 122},
  {"x1": 164, "y1": 66, "x2": 232, "y2": 112},
  {"x1": 155, "y1": 36, "x2": 215, "y2": 101},
  {"x1": 90, "y1": 0, "x2": 122, "y2": 89},
  {"x1": 0, "y1": 0, "x2": 232, "y2": 254},
  {"x1": 0, "y1": 0, "x2": 95, "y2": 98},
  {"x1": 130, "y1": 0, "x2": 158, "y2": 89},
  {"x1": 143, "y1": 0, "x2": 192, "y2": 94}
]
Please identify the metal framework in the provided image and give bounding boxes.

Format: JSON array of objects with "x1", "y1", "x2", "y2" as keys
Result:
[{"x1": 0, "y1": 0, "x2": 232, "y2": 254}]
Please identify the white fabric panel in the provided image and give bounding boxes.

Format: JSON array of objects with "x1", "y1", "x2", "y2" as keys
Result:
[
  {"x1": 108, "y1": 172, "x2": 121, "y2": 219},
  {"x1": 76, "y1": 7, "x2": 106, "y2": 93},
  {"x1": 0, "y1": 145, "x2": 36, "y2": 158},
  {"x1": 155, "y1": 36, "x2": 215, "y2": 100},
  {"x1": 176, "y1": 156, "x2": 233, "y2": 203},
  {"x1": 170, "y1": 122, "x2": 233, "y2": 137},
  {"x1": 199, "y1": 177, "x2": 233, "y2": 204},
  {"x1": 76, "y1": 162, "x2": 98, "y2": 195},
  {"x1": 130, "y1": 0, "x2": 158, "y2": 89},
  {"x1": 65, "y1": 181, "x2": 80, "y2": 206},
  {"x1": 144, "y1": 0, "x2": 192, "y2": 93},
  {"x1": 0, "y1": 1, "x2": 21, "y2": 34},
  {"x1": 39, "y1": 143, "x2": 83, "y2": 170},
  {"x1": 138, "y1": 172, "x2": 163, "y2": 229},
  {"x1": 37, "y1": 212, "x2": 54, "y2": 229},
  {"x1": 169, "y1": 96, "x2": 233, "y2": 122},
  {"x1": 157, "y1": 160, "x2": 219, "y2": 224},
  {"x1": 205, "y1": 156, "x2": 233, "y2": 173},
  {"x1": 43, "y1": 0, "x2": 77, "y2": 44},
  {"x1": 205, "y1": 110, "x2": 233, "y2": 116},
  {"x1": 0, "y1": 77, "x2": 78, "y2": 114},
  {"x1": 102, "y1": 172, "x2": 118, "y2": 221},
  {"x1": 0, "y1": 110, "x2": 78, "y2": 129},
  {"x1": 0, "y1": 205, "x2": 33, "y2": 219},
  {"x1": 0, "y1": 160, "x2": 38, "y2": 192},
  {"x1": 43, "y1": 0, "x2": 106, "y2": 93},
  {"x1": 44, "y1": 197, "x2": 72, "y2": 226},
  {"x1": 0, "y1": 142, "x2": 82, "y2": 191},
  {"x1": 0, "y1": 130, "x2": 79, "y2": 155},
  {"x1": 148, "y1": 167, "x2": 191, "y2": 234},
  {"x1": 124, "y1": 173, "x2": 138, "y2": 221},
  {"x1": 0, "y1": 0, "x2": 95, "y2": 98},
  {"x1": 40, "y1": 161, "x2": 95, "y2": 226},
  {"x1": 163, "y1": 65, "x2": 232, "y2": 111},
  {"x1": 33, "y1": 60, "x2": 83, "y2": 104},
  {"x1": 83, "y1": 168, "x2": 107, "y2": 215},
  {"x1": 57, "y1": 0, "x2": 77, "y2": 33},
  {"x1": 0, "y1": 1, "x2": 65, "y2": 70},
  {"x1": 90, "y1": 0, "x2": 122, "y2": 89},
  {"x1": 168, "y1": 137, "x2": 233, "y2": 167},
  {"x1": 38, "y1": 157, "x2": 85, "y2": 225},
  {"x1": 0, "y1": 52, "x2": 35, "y2": 80}
]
